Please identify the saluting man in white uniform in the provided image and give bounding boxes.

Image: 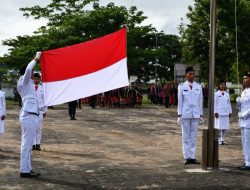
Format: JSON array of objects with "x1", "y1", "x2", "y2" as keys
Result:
[
  {"x1": 17, "y1": 52, "x2": 41, "y2": 178},
  {"x1": 237, "y1": 71, "x2": 250, "y2": 170},
  {"x1": 33, "y1": 72, "x2": 47, "y2": 151},
  {"x1": 0, "y1": 87, "x2": 6, "y2": 150},
  {"x1": 177, "y1": 66, "x2": 203, "y2": 165},
  {"x1": 214, "y1": 81, "x2": 232, "y2": 145}
]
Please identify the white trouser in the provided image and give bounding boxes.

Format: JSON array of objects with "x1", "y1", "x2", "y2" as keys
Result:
[
  {"x1": 33, "y1": 113, "x2": 43, "y2": 145},
  {"x1": 219, "y1": 130, "x2": 227, "y2": 142},
  {"x1": 241, "y1": 128, "x2": 250, "y2": 167},
  {"x1": 20, "y1": 114, "x2": 39, "y2": 173},
  {"x1": 181, "y1": 118, "x2": 199, "y2": 159},
  {"x1": 0, "y1": 120, "x2": 4, "y2": 134}
]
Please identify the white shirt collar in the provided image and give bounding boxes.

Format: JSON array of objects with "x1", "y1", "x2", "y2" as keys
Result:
[{"x1": 187, "y1": 81, "x2": 193, "y2": 86}]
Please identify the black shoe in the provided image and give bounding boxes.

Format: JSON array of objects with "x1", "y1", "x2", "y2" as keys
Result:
[
  {"x1": 190, "y1": 159, "x2": 200, "y2": 165},
  {"x1": 36, "y1": 145, "x2": 41, "y2": 151},
  {"x1": 32, "y1": 145, "x2": 36, "y2": 151},
  {"x1": 184, "y1": 159, "x2": 191, "y2": 165},
  {"x1": 72, "y1": 118, "x2": 76, "y2": 120},
  {"x1": 219, "y1": 141, "x2": 226, "y2": 145},
  {"x1": 20, "y1": 172, "x2": 40, "y2": 178},
  {"x1": 239, "y1": 165, "x2": 250, "y2": 170},
  {"x1": 31, "y1": 170, "x2": 40, "y2": 175},
  {"x1": 238, "y1": 164, "x2": 245, "y2": 169}
]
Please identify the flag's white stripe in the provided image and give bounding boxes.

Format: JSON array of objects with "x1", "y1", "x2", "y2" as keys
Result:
[{"x1": 43, "y1": 58, "x2": 128, "y2": 106}]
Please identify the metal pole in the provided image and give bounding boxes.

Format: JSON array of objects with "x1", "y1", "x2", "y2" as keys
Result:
[
  {"x1": 155, "y1": 33, "x2": 158, "y2": 85},
  {"x1": 207, "y1": 0, "x2": 217, "y2": 167}
]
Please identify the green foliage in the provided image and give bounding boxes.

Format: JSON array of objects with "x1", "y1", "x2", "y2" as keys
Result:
[
  {"x1": 180, "y1": 0, "x2": 250, "y2": 83},
  {"x1": 230, "y1": 93, "x2": 238, "y2": 103},
  {"x1": 1, "y1": 0, "x2": 181, "y2": 82}
]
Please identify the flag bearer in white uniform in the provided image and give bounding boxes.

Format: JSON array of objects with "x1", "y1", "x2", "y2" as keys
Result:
[
  {"x1": 33, "y1": 72, "x2": 47, "y2": 151},
  {"x1": 214, "y1": 81, "x2": 232, "y2": 145},
  {"x1": 17, "y1": 52, "x2": 41, "y2": 178},
  {"x1": 177, "y1": 66, "x2": 203, "y2": 165},
  {"x1": 237, "y1": 72, "x2": 250, "y2": 170},
  {"x1": 0, "y1": 88, "x2": 6, "y2": 150}
]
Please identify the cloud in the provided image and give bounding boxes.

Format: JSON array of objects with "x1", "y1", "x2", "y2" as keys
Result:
[
  {"x1": 0, "y1": 0, "x2": 193, "y2": 56},
  {"x1": 99, "y1": 0, "x2": 193, "y2": 33},
  {"x1": 0, "y1": 0, "x2": 49, "y2": 56}
]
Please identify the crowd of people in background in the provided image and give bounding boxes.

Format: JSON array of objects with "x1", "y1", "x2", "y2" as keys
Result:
[
  {"x1": 147, "y1": 83, "x2": 178, "y2": 108},
  {"x1": 80, "y1": 85, "x2": 143, "y2": 109},
  {"x1": 147, "y1": 82, "x2": 209, "y2": 108}
]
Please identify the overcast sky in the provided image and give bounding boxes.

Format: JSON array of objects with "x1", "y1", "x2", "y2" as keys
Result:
[{"x1": 0, "y1": 0, "x2": 194, "y2": 56}]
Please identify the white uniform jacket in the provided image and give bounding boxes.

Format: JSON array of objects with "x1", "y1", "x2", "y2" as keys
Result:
[
  {"x1": 238, "y1": 88, "x2": 250, "y2": 128},
  {"x1": 17, "y1": 60, "x2": 39, "y2": 116},
  {"x1": 214, "y1": 90, "x2": 232, "y2": 116},
  {"x1": 35, "y1": 84, "x2": 47, "y2": 113},
  {"x1": 178, "y1": 81, "x2": 203, "y2": 119},
  {"x1": 0, "y1": 90, "x2": 6, "y2": 117}
]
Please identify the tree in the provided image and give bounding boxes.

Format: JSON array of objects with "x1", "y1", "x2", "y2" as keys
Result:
[
  {"x1": 1, "y1": 0, "x2": 181, "y2": 82},
  {"x1": 180, "y1": 0, "x2": 250, "y2": 83}
]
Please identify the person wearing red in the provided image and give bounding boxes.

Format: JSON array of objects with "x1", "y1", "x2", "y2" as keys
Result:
[{"x1": 32, "y1": 73, "x2": 47, "y2": 151}]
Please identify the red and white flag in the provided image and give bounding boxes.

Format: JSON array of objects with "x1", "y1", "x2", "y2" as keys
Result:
[{"x1": 41, "y1": 28, "x2": 129, "y2": 106}]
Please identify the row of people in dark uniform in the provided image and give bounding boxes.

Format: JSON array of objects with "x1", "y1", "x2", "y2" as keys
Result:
[
  {"x1": 147, "y1": 83, "x2": 178, "y2": 108},
  {"x1": 147, "y1": 83, "x2": 209, "y2": 108},
  {"x1": 79, "y1": 86, "x2": 143, "y2": 109},
  {"x1": 68, "y1": 86, "x2": 143, "y2": 120}
]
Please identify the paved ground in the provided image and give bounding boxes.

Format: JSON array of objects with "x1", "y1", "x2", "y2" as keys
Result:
[{"x1": 0, "y1": 103, "x2": 249, "y2": 190}]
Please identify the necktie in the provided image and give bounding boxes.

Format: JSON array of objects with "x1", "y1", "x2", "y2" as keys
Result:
[
  {"x1": 222, "y1": 92, "x2": 224, "y2": 96},
  {"x1": 189, "y1": 85, "x2": 192, "y2": 90},
  {"x1": 35, "y1": 85, "x2": 38, "y2": 91}
]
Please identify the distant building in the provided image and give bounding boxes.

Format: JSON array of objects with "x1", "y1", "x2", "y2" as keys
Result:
[
  {"x1": 1, "y1": 83, "x2": 15, "y2": 99},
  {"x1": 174, "y1": 63, "x2": 200, "y2": 84}
]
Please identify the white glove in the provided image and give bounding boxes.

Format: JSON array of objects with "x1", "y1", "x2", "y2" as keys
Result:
[
  {"x1": 238, "y1": 112, "x2": 245, "y2": 119},
  {"x1": 35, "y1": 51, "x2": 42, "y2": 60},
  {"x1": 177, "y1": 117, "x2": 182, "y2": 125},
  {"x1": 236, "y1": 97, "x2": 241, "y2": 106},
  {"x1": 199, "y1": 117, "x2": 204, "y2": 124},
  {"x1": 39, "y1": 106, "x2": 47, "y2": 112}
]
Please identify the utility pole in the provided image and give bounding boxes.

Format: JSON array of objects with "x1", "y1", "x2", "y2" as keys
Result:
[{"x1": 202, "y1": 0, "x2": 219, "y2": 170}]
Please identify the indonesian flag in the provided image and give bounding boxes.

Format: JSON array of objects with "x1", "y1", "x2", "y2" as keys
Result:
[{"x1": 41, "y1": 28, "x2": 129, "y2": 106}]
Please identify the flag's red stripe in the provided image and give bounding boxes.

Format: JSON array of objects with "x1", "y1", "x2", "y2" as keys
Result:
[{"x1": 41, "y1": 28, "x2": 126, "y2": 83}]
